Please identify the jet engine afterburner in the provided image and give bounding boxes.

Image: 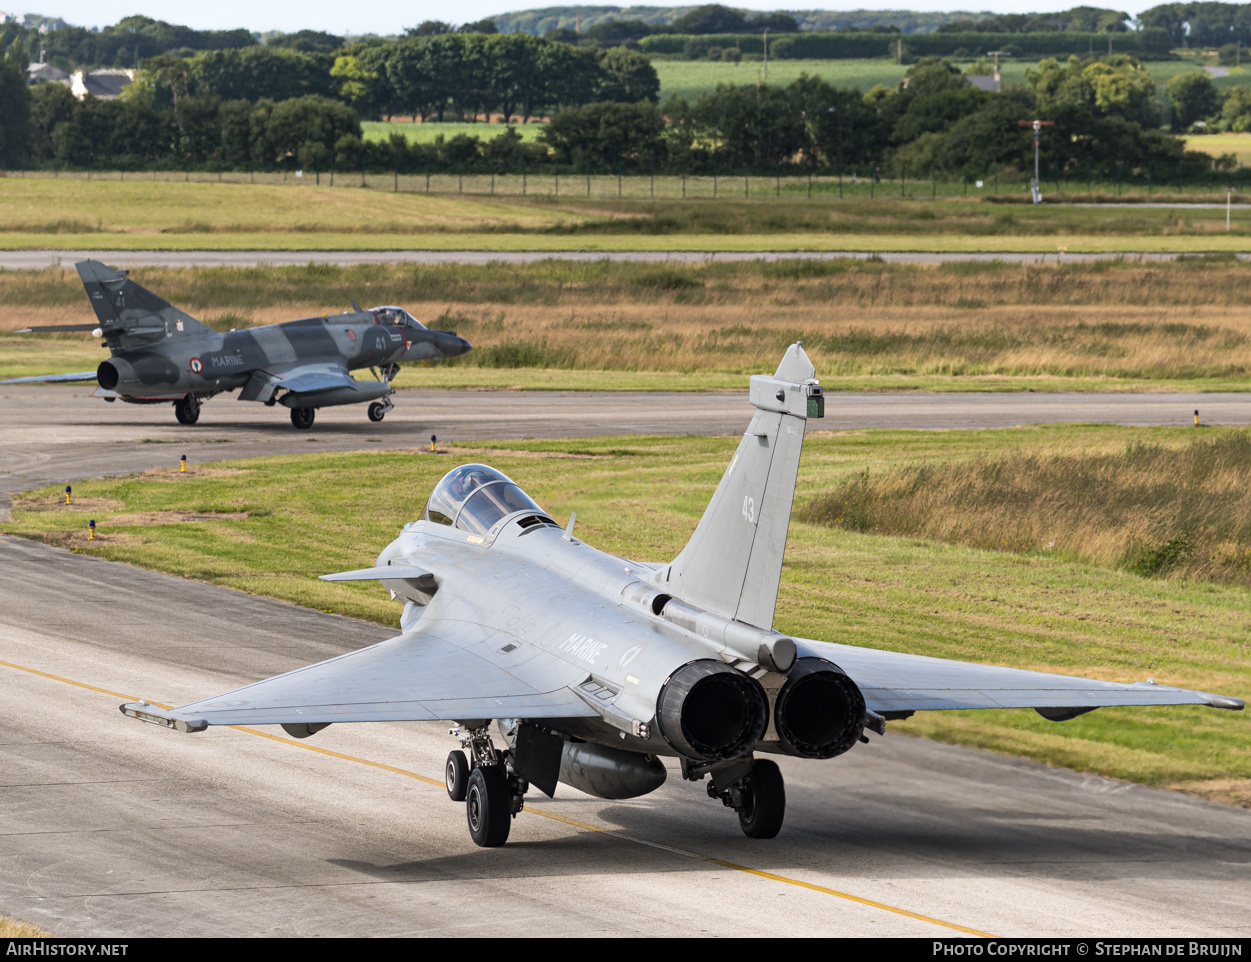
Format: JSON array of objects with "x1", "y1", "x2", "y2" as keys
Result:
[
  {"x1": 773, "y1": 657, "x2": 866, "y2": 759},
  {"x1": 657, "y1": 660, "x2": 768, "y2": 761}
]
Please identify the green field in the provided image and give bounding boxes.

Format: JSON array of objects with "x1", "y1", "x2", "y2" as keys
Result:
[
  {"x1": 653, "y1": 58, "x2": 1248, "y2": 103},
  {"x1": 4, "y1": 179, "x2": 1251, "y2": 253},
  {"x1": 6, "y1": 425, "x2": 1247, "y2": 805},
  {"x1": 1187, "y1": 131, "x2": 1251, "y2": 165},
  {"x1": 362, "y1": 120, "x2": 548, "y2": 145}
]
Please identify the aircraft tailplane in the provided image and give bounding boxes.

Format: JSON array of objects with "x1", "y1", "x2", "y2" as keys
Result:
[
  {"x1": 656, "y1": 342, "x2": 824, "y2": 631},
  {"x1": 76, "y1": 260, "x2": 213, "y2": 343}
]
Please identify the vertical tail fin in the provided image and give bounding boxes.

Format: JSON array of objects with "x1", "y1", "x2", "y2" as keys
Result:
[
  {"x1": 655, "y1": 343, "x2": 824, "y2": 630},
  {"x1": 76, "y1": 260, "x2": 213, "y2": 342}
]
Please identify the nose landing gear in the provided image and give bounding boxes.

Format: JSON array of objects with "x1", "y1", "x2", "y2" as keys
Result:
[
  {"x1": 367, "y1": 399, "x2": 393, "y2": 422},
  {"x1": 290, "y1": 407, "x2": 315, "y2": 429}
]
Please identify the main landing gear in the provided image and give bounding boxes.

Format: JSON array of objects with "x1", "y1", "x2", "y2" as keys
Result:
[
  {"x1": 446, "y1": 726, "x2": 527, "y2": 847},
  {"x1": 687, "y1": 755, "x2": 786, "y2": 839},
  {"x1": 290, "y1": 407, "x2": 315, "y2": 429},
  {"x1": 173, "y1": 395, "x2": 200, "y2": 425}
]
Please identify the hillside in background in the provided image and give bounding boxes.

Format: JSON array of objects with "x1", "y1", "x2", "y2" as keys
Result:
[{"x1": 490, "y1": 6, "x2": 997, "y2": 35}]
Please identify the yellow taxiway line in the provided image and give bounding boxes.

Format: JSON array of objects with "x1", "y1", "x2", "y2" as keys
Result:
[{"x1": 1, "y1": 657, "x2": 996, "y2": 938}]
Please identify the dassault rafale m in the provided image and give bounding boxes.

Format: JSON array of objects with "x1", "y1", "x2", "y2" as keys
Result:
[
  {"x1": 120, "y1": 344, "x2": 1243, "y2": 846},
  {"x1": 3, "y1": 260, "x2": 471, "y2": 428}
]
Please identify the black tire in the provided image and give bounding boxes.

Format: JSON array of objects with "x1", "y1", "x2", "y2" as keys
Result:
[
  {"x1": 445, "y1": 750, "x2": 470, "y2": 802},
  {"x1": 290, "y1": 407, "x2": 315, "y2": 430},
  {"x1": 466, "y1": 766, "x2": 511, "y2": 847},
  {"x1": 368, "y1": 402, "x2": 386, "y2": 423},
  {"x1": 174, "y1": 396, "x2": 199, "y2": 425},
  {"x1": 738, "y1": 759, "x2": 786, "y2": 839}
]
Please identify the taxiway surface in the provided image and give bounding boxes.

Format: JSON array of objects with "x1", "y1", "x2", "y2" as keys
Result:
[
  {"x1": 0, "y1": 249, "x2": 1237, "y2": 269},
  {"x1": 2, "y1": 384, "x2": 1246, "y2": 518},
  {"x1": 2, "y1": 535, "x2": 1248, "y2": 937}
]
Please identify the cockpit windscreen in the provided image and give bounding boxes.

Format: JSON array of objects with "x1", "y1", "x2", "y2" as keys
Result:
[
  {"x1": 422, "y1": 464, "x2": 544, "y2": 535},
  {"x1": 369, "y1": 306, "x2": 427, "y2": 330}
]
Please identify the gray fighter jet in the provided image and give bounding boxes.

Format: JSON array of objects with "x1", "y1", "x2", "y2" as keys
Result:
[
  {"x1": 3, "y1": 260, "x2": 471, "y2": 428},
  {"x1": 120, "y1": 344, "x2": 1243, "y2": 846}
]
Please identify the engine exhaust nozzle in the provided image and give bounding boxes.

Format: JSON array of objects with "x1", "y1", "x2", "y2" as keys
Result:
[{"x1": 657, "y1": 660, "x2": 768, "y2": 761}]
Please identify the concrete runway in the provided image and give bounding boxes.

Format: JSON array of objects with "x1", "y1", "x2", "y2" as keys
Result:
[
  {"x1": 2, "y1": 535, "x2": 1249, "y2": 938},
  {"x1": 2, "y1": 384, "x2": 1250, "y2": 936},
  {"x1": 0, "y1": 249, "x2": 1239, "y2": 270},
  {"x1": 3, "y1": 384, "x2": 1247, "y2": 519}
]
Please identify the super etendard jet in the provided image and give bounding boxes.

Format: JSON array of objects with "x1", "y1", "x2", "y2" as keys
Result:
[{"x1": 4, "y1": 260, "x2": 471, "y2": 429}]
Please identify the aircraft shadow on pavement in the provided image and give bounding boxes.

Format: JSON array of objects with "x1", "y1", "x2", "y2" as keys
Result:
[{"x1": 325, "y1": 796, "x2": 1251, "y2": 885}]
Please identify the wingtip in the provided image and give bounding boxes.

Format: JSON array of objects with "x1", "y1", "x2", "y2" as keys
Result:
[{"x1": 120, "y1": 701, "x2": 207, "y2": 732}]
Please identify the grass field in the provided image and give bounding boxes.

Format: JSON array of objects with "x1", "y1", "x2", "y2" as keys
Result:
[
  {"x1": 6, "y1": 425, "x2": 1247, "y2": 805},
  {"x1": 653, "y1": 58, "x2": 1250, "y2": 103},
  {"x1": 6, "y1": 179, "x2": 1251, "y2": 251},
  {"x1": 803, "y1": 431, "x2": 1251, "y2": 584},
  {"x1": 1186, "y1": 132, "x2": 1251, "y2": 166},
  {"x1": 7, "y1": 258, "x2": 1251, "y2": 390}
]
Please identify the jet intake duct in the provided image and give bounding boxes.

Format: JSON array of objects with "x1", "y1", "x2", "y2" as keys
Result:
[
  {"x1": 558, "y1": 741, "x2": 667, "y2": 799},
  {"x1": 774, "y1": 657, "x2": 867, "y2": 759},
  {"x1": 657, "y1": 660, "x2": 768, "y2": 761}
]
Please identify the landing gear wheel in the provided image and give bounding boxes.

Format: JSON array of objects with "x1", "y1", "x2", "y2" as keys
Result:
[
  {"x1": 466, "y1": 766, "x2": 511, "y2": 847},
  {"x1": 290, "y1": 407, "x2": 315, "y2": 430},
  {"x1": 446, "y1": 750, "x2": 470, "y2": 802},
  {"x1": 737, "y1": 760, "x2": 786, "y2": 839},
  {"x1": 174, "y1": 395, "x2": 200, "y2": 425},
  {"x1": 368, "y1": 401, "x2": 387, "y2": 423}
]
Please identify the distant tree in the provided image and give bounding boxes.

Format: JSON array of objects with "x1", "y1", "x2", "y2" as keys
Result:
[
  {"x1": 266, "y1": 30, "x2": 345, "y2": 54},
  {"x1": 596, "y1": 47, "x2": 660, "y2": 102},
  {"x1": 459, "y1": 19, "x2": 499, "y2": 35},
  {"x1": 29, "y1": 81, "x2": 76, "y2": 158},
  {"x1": 880, "y1": 58, "x2": 989, "y2": 145},
  {"x1": 0, "y1": 57, "x2": 32, "y2": 166},
  {"x1": 749, "y1": 12, "x2": 800, "y2": 33},
  {"x1": 218, "y1": 98, "x2": 253, "y2": 164},
  {"x1": 187, "y1": 46, "x2": 332, "y2": 103},
  {"x1": 584, "y1": 20, "x2": 654, "y2": 45},
  {"x1": 543, "y1": 28, "x2": 581, "y2": 44},
  {"x1": 1027, "y1": 55, "x2": 1158, "y2": 124},
  {"x1": 260, "y1": 94, "x2": 361, "y2": 164},
  {"x1": 671, "y1": 5, "x2": 749, "y2": 35},
  {"x1": 542, "y1": 100, "x2": 666, "y2": 170},
  {"x1": 407, "y1": 21, "x2": 453, "y2": 37},
  {"x1": 1168, "y1": 71, "x2": 1221, "y2": 128}
]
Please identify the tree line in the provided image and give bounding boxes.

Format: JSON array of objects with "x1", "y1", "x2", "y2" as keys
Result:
[{"x1": 0, "y1": 51, "x2": 1234, "y2": 181}]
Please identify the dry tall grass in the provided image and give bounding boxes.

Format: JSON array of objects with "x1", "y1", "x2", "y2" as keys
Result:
[
  {"x1": 5, "y1": 260, "x2": 1251, "y2": 380},
  {"x1": 800, "y1": 432, "x2": 1251, "y2": 584}
]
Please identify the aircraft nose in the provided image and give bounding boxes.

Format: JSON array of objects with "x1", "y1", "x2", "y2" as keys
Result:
[{"x1": 437, "y1": 332, "x2": 472, "y2": 357}]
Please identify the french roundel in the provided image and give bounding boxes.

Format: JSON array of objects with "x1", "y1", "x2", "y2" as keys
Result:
[
  {"x1": 618, "y1": 643, "x2": 646, "y2": 669},
  {"x1": 189, "y1": 357, "x2": 203, "y2": 374}
]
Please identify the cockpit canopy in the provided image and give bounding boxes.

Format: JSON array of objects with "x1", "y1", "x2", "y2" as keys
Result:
[
  {"x1": 369, "y1": 306, "x2": 426, "y2": 330},
  {"x1": 422, "y1": 464, "x2": 548, "y2": 536}
]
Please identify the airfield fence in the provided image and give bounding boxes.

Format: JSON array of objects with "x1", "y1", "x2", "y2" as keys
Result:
[{"x1": 6, "y1": 163, "x2": 1251, "y2": 204}]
